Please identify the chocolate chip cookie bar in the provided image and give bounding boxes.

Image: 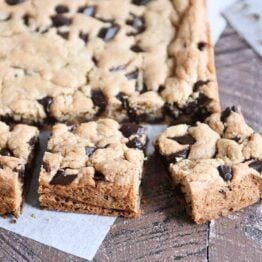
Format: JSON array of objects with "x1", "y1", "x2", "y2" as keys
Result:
[
  {"x1": 156, "y1": 107, "x2": 262, "y2": 224},
  {"x1": 0, "y1": 0, "x2": 219, "y2": 124},
  {"x1": 0, "y1": 121, "x2": 39, "y2": 217},
  {"x1": 38, "y1": 119, "x2": 147, "y2": 217}
]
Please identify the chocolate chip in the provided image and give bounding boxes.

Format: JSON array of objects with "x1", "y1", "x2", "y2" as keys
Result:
[
  {"x1": 109, "y1": 64, "x2": 126, "y2": 72},
  {"x1": 85, "y1": 147, "x2": 96, "y2": 157},
  {"x1": 125, "y1": 69, "x2": 139, "y2": 80},
  {"x1": 78, "y1": 6, "x2": 96, "y2": 17},
  {"x1": 58, "y1": 31, "x2": 69, "y2": 40},
  {"x1": 130, "y1": 45, "x2": 144, "y2": 53},
  {"x1": 79, "y1": 31, "x2": 88, "y2": 43},
  {"x1": 193, "y1": 80, "x2": 210, "y2": 92},
  {"x1": 218, "y1": 165, "x2": 233, "y2": 181},
  {"x1": 22, "y1": 14, "x2": 31, "y2": 26},
  {"x1": 91, "y1": 90, "x2": 107, "y2": 115},
  {"x1": 198, "y1": 42, "x2": 208, "y2": 51},
  {"x1": 5, "y1": 0, "x2": 25, "y2": 5},
  {"x1": 165, "y1": 149, "x2": 190, "y2": 163},
  {"x1": 38, "y1": 96, "x2": 53, "y2": 114},
  {"x1": 158, "y1": 85, "x2": 165, "y2": 93},
  {"x1": 93, "y1": 171, "x2": 106, "y2": 181},
  {"x1": 51, "y1": 15, "x2": 72, "y2": 27},
  {"x1": 221, "y1": 106, "x2": 238, "y2": 122},
  {"x1": 50, "y1": 170, "x2": 77, "y2": 185},
  {"x1": 98, "y1": 25, "x2": 119, "y2": 41},
  {"x1": 127, "y1": 15, "x2": 145, "y2": 35},
  {"x1": 43, "y1": 162, "x2": 51, "y2": 173},
  {"x1": 249, "y1": 160, "x2": 262, "y2": 173},
  {"x1": 132, "y1": 0, "x2": 152, "y2": 6},
  {"x1": 126, "y1": 137, "x2": 144, "y2": 150},
  {"x1": 170, "y1": 134, "x2": 196, "y2": 145},
  {"x1": 55, "y1": 5, "x2": 69, "y2": 14},
  {"x1": 0, "y1": 148, "x2": 13, "y2": 157},
  {"x1": 116, "y1": 92, "x2": 137, "y2": 121},
  {"x1": 120, "y1": 123, "x2": 145, "y2": 138}
]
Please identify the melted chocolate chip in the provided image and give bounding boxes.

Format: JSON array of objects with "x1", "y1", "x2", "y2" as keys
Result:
[
  {"x1": 130, "y1": 45, "x2": 144, "y2": 53},
  {"x1": 94, "y1": 171, "x2": 106, "y2": 181},
  {"x1": 132, "y1": 0, "x2": 152, "y2": 6},
  {"x1": 198, "y1": 42, "x2": 208, "y2": 51},
  {"x1": 58, "y1": 31, "x2": 69, "y2": 40},
  {"x1": 120, "y1": 123, "x2": 145, "y2": 138},
  {"x1": 125, "y1": 69, "x2": 139, "y2": 80},
  {"x1": 218, "y1": 165, "x2": 232, "y2": 181},
  {"x1": 193, "y1": 80, "x2": 210, "y2": 92},
  {"x1": 50, "y1": 170, "x2": 77, "y2": 185},
  {"x1": 5, "y1": 0, "x2": 25, "y2": 5},
  {"x1": 249, "y1": 160, "x2": 262, "y2": 173},
  {"x1": 43, "y1": 162, "x2": 51, "y2": 173},
  {"x1": 55, "y1": 5, "x2": 69, "y2": 14},
  {"x1": 0, "y1": 148, "x2": 13, "y2": 157},
  {"x1": 91, "y1": 90, "x2": 107, "y2": 115},
  {"x1": 221, "y1": 106, "x2": 238, "y2": 122},
  {"x1": 127, "y1": 15, "x2": 145, "y2": 35},
  {"x1": 126, "y1": 137, "x2": 144, "y2": 150},
  {"x1": 38, "y1": 96, "x2": 53, "y2": 114},
  {"x1": 78, "y1": 6, "x2": 96, "y2": 17},
  {"x1": 98, "y1": 25, "x2": 119, "y2": 41},
  {"x1": 51, "y1": 15, "x2": 72, "y2": 27},
  {"x1": 165, "y1": 149, "x2": 190, "y2": 163},
  {"x1": 85, "y1": 147, "x2": 96, "y2": 157},
  {"x1": 79, "y1": 31, "x2": 89, "y2": 43},
  {"x1": 170, "y1": 134, "x2": 196, "y2": 145}
]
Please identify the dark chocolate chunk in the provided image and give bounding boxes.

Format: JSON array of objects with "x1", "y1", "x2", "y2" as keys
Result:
[
  {"x1": 120, "y1": 123, "x2": 145, "y2": 138},
  {"x1": 130, "y1": 45, "x2": 144, "y2": 53},
  {"x1": 218, "y1": 165, "x2": 233, "y2": 181},
  {"x1": 170, "y1": 134, "x2": 196, "y2": 145},
  {"x1": 132, "y1": 0, "x2": 152, "y2": 6},
  {"x1": 0, "y1": 148, "x2": 13, "y2": 157},
  {"x1": 50, "y1": 170, "x2": 77, "y2": 185},
  {"x1": 43, "y1": 162, "x2": 51, "y2": 173},
  {"x1": 127, "y1": 15, "x2": 145, "y2": 35},
  {"x1": 165, "y1": 149, "x2": 190, "y2": 163},
  {"x1": 38, "y1": 96, "x2": 53, "y2": 114},
  {"x1": 93, "y1": 171, "x2": 106, "y2": 181},
  {"x1": 51, "y1": 15, "x2": 72, "y2": 27},
  {"x1": 55, "y1": 5, "x2": 69, "y2": 14},
  {"x1": 79, "y1": 31, "x2": 89, "y2": 43},
  {"x1": 85, "y1": 147, "x2": 96, "y2": 157},
  {"x1": 78, "y1": 6, "x2": 96, "y2": 17},
  {"x1": 193, "y1": 80, "x2": 210, "y2": 92},
  {"x1": 198, "y1": 42, "x2": 208, "y2": 51},
  {"x1": 125, "y1": 69, "x2": 139, "y2": 80},
  {"x1": 220, "y1": 106, "x2": 238, "y2": 122},
  {"x1": 91, "y1": 90, "x2": 107, "y2": 115},
  {"x1": 249, "y1": 160, "x2": 262, "y2": 173},
  {"x1": 58, "y1": 31, "x2": 69, "y2": 40},
  {"x1": 5, "y1": 0, "x2": 25, "y2": 5},
  {"x1": 126, "y1": 137, "x2": 144, "y2": 150},
  {"x1": 98, "y1": 25, "x2": 119, "y2": 41},
  {"x1": 22, "y1": 14, "x2": 31, "y2": 26}
]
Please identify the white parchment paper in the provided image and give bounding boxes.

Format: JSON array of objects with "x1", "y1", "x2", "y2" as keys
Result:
[{"x1": 0, "y1": 3, "x2": 231, "y2": 260}]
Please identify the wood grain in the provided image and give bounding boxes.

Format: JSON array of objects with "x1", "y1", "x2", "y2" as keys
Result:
[{"x1": 0, "y1": 26, "x2": 261, "y2": 262}]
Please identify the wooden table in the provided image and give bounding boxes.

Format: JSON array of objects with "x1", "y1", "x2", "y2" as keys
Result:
[{"x1": 0, "y1": 26, "x2": 261, "y2": 262}]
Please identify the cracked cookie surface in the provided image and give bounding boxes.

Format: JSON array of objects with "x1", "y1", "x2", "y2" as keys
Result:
[
  {"x1": 0, "y1": 121, "x2": 39, "y2": 217},
  {"x1": 38, "y1": 118, "x2": 147, "y2": 217},
  {"x1": 0, "y1": 0, "x2": 219, "y2": 123},
  {"x1": 156, "y1": 107, "x2": 262, "y2": 223}
]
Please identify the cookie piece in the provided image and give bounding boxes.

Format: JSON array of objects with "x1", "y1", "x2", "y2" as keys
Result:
[
  {"x1": 38, "y1": 119, "x2": 147, "y2": 217},
  {"x1": 155, "y1": 107, "x2": 262, "y2": 223},
  {"x1": 0, "y1": 0, "x2": 219, "y2": 124},
  {"x1": 0, "y1": 121, "x2": 39, "y2": 217}
]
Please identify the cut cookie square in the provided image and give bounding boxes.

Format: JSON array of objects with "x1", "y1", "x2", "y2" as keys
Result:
[
  {"x1": 38, "y1": 119, "x2": 147, "y2": 217},
  {"x1": 0, "y1": 122, "x2": 39, "y2": 217},
  {"x1": 0, "y1": 0, "x2": 219, "y2": 124},
  {"x1": 156, "y1": 107, "x2": 262, "y2": 223}
]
